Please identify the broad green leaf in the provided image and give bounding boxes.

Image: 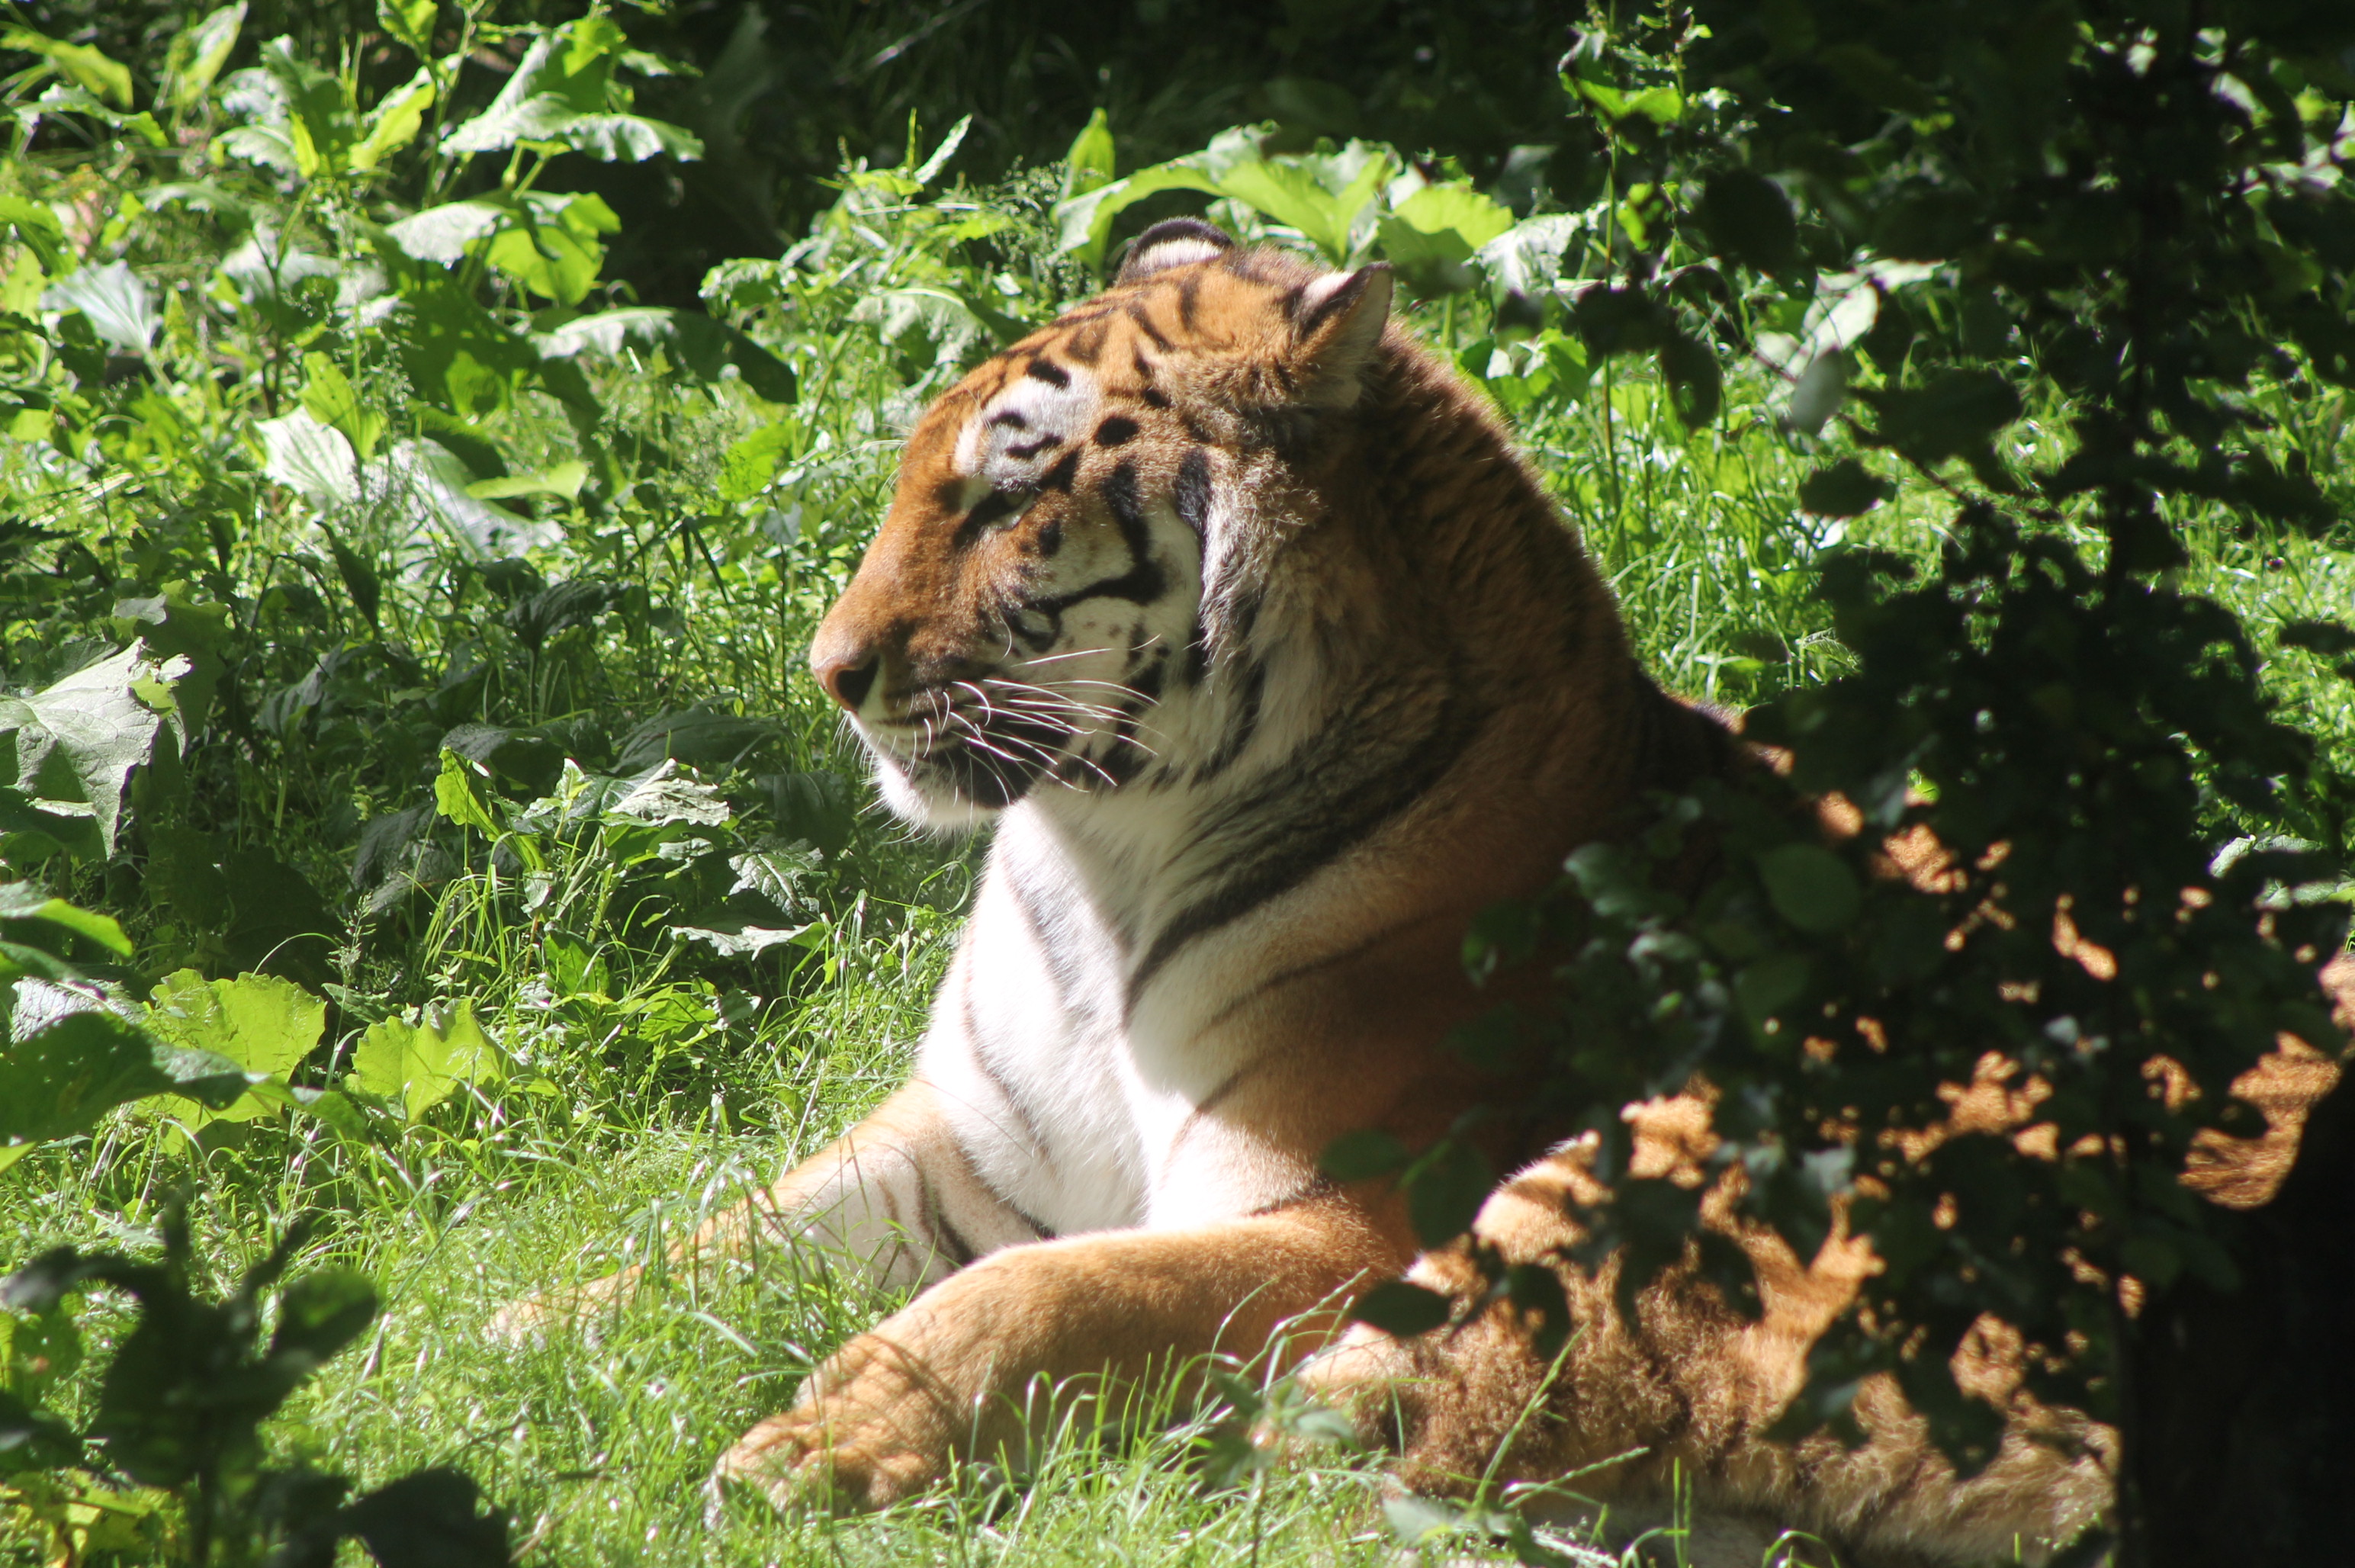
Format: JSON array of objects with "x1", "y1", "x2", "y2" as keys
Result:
[
  {"x1": 3, "y1": 28, "x2": 133, "y2": 109},
  {"x1": 0, "y1": 644, "x2": 187, "y2": 857},
  {"x1": 255, "y1": 409, "x2": 358, "y2": 505},
  {"x1": 720, "y1": 423, "x2": 795, "y2": 503},
  {"x1": 0, "y1": 194, "x2": 66, "y2": 273},
  {"x1": 1319, "y1": 1128, "x2": 1410, "y2": 1181},
  {"x1": 1062, "y1": 107, "x2": 1116, "y2": 200},
  {"x1": 1698, "y1": 169, "x2": 1798, "y2": 275},
  {"x1": 0, "y1": 887, "x2": 130, "y2": 957},
  {"x1": 41, "y1": 263, "x2": 158, "y2": 355},
  {"x1": 538, "y1": 306, "x2": 795, "y2": 401},
  {"x1": 298, "y1": 354, "x2": 384, "y2": 461},
  {"x1": 350, "y1": 1004, "x2": 505, "y2": 1120},
  {"x1": 385, "y1": 199, "x2": 507, "y2": 264},
  {"x1": 141, "y1": 971, "x2": 326, "y2": 1129},
  {"x1": 1377, "y1": 185, "x2": 1513, "y2": 294},
  {"x1": 486, "y1": 221, "x2": 602, "y2": 304},
  {"x1": 162, "y1": 3, "x2": 246, "y2": 114},
  {"x1": 255, "y1": 34, "x2": 357, "y2": 176},
  {"x1": 1054, "y1": 163, "x2": 1229, "y2": 268},
  {"x1": 1756, "y1": 843, "x2": 1863, "y2": 934},
  {"x1": 1351, "y1": 1278, "x2": 1452, "y2": 1338},
  {"x1": 670, "y1": 918, "x2": 811, "y2": 958},
  {"x1": 1, "y1": 1007, "x2": 251, "y2": 1152}
]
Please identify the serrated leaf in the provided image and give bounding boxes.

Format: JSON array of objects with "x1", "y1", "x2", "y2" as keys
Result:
[
  {"x1": 42, "y1": 262, "x2": 158, "y2": 355},
  {"x1": 351, "y1": 1004, "x2": 504, "y2": 1120},
  {"x1": 142, "y1": 969, "x2": 326, "y2": 1128}
]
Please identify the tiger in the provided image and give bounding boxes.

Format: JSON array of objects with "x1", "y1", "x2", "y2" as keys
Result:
[{"x1": 497, "y1": 218, "x2": 2338, "y2": 1565}]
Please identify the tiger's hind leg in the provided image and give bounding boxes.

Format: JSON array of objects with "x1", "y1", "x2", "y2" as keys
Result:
[{"x1": 487, "y1": 1079, "x2": 1041, "y2": 1340}]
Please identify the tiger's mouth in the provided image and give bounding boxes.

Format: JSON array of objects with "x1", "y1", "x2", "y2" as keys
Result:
[{"x1": 859, "y1": 670, "x2": 1142, "y2": 817}]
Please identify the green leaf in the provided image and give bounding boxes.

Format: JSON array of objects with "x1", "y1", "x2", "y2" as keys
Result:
[
  {"x1": 433, "y1": 749, "x2": 502, "y2": 837},
  {"x1": 1377, "y1": 185, "x2": 1514, "y2": 294},
  {"x1": 538, "y1": 307, "x2": 795, "y2": 402},
  {"x1": 1756, "y1": 843, "x2": 1863, "y2": 934},
  {"x1": 1405, "y1": 1139, "x2": 1492, "y2": 1247},
  {"x1": 349, "y1": 66, "x2": 434, "y2": 172},
  {"x1": 162, "y1": 2, "x2": 246, "y2": 114},
  {"x1": 719, "y1": 423, "x2": 795, "y2": 503},
  {"x1": 1798, "y1": 458, "x2": 1894, "y2": 518},
  {"x1": 376, "y1": 0, "x2": 435, "y2": 51},
  {"x1": 268, "y1": 1269, "x2": 378, "y2": 1365},
  {"x1": 0, "y1": 644, "x2": 186, "y2": 858},
  {"x1": 1320, "y1": 1128, "x2": 1410, "y2": 1182},
  {"x1": 1062, "y1": 107, "x2": 1116, "y2": 200},
  {"x1": 256, "y1": 409, "x2": 358, "y2": 505},
  {"x1": 351, "y1": 1004, "x2": 505, "y2": 1120},
  {"x1": 464, "y1": 461, "x2": 586, "y2": 503},
  {"x1": 4, "y1": 27, "x2": 133, "y2": 109},
  {"x1": 142, "y1": 970, "x2": 327, "y2": 1129},
  {"x1": 42, "y1": 262, "x2": 157, "y2": 356},
  {"x1": 299, "y1": 354, "x2": 384, "y2": 461},
  {"x1": 1350, "y1": 1279, "x2": 1452, "y2": 1338},
  {"x1": 1697, "y1": 169, "x2": 1797, "y2": 275}
]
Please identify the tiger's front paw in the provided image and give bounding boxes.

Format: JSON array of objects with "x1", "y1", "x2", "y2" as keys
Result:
[
  {"x1": 484, "y1": 1264, "x2": 641, "y2": 1345},
  {"x1": 712, "y1": 1330, "x2": 960, "y2": 1513}
]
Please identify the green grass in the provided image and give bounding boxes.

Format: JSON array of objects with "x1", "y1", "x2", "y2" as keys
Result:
[{"x1": 7, "y1": 102, "x2": 2355, "y2": 1563}]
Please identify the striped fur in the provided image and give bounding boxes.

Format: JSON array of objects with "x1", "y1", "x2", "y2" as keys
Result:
[{"x1": 493, "y1": 223, "x2": 2333, "y2": 1562}]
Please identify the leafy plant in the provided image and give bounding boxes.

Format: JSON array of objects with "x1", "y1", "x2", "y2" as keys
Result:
[
  {"x1": 2, "y1": 1203, "x2": 512, "y2": 1566},
  {"x1": 1363, "y1": 5, "x2": 2355, "y2": 1562}
]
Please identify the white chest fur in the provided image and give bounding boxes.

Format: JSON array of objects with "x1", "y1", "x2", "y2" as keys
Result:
[{"x1": 917, "y1": 802, "x2": 1303, "y2": 1238}]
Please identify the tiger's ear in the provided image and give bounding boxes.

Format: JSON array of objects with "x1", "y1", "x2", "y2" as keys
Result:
[
  {"x1": 1290, "y1": 264, "x2": 1393, "y2": 410},
  {"x1": 1116, "y1": 218, "x2": 1236, "y2": 284}
]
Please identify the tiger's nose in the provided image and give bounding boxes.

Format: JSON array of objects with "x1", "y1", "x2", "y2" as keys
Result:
[{"x1": 815, "y1": 650, "x2": 880, "y2": 713}]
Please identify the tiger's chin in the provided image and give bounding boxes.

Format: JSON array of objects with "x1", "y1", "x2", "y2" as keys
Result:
[{"x1": 868, "y1": 741, "x2": 1047, "y2": 833}]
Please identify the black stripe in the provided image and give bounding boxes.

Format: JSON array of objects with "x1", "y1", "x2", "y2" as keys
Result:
[
  {"x1": 1025, "y1": 358, "x2": 1069, "y2": 387},
  {"x1": 1129, "y1": 679, "x2": 1489, "y2": 1007},
  {"x1": 1007, "y1": 435, "x2": 1063, "y2": 460},
  {"x1": 1030, "y1": 461, "x2": 1165, "y2": 612},
  {"x1": 1178, "y1": 272, "x2": 1202, "y2": 331},
  {"x1": 1095, "y1": 416, "x2": 1139, "y2": 447},
  {"x1": 954, "y1": 489, "x2": 1023, "y2": 548},
  {"x1": 1038, "y1": 451, "x2": 1080, "y2": 492},
  {"x1": 930, "y1": 1204, "x2": 978, "y2": 1268},
  {"x1": 1126, "y1": 304, "x2": 1173, "y2": 351},
  {"x1": 1174, "y1": 448, "x2": 1212, "y2": 540},
  {"x1": 1193, "y1": 655, "x2": 1264, "y2": 779},
  {"x1": 1065, "y1": 321, "x2": 1109, "y2": 365}
]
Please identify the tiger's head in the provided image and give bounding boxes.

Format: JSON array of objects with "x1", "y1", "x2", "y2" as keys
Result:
[{"x1": 809, "y1": 220, "x2": 1395, "y2": 828}]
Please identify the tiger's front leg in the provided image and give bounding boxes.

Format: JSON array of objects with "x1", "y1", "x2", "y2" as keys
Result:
[
  {"x1": 712, "y1": 1192, "x2": 1411, "y2": 1512},
  {"x1": 489, "y1": 1080, "x2": 1036, "y2": 1339}
]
